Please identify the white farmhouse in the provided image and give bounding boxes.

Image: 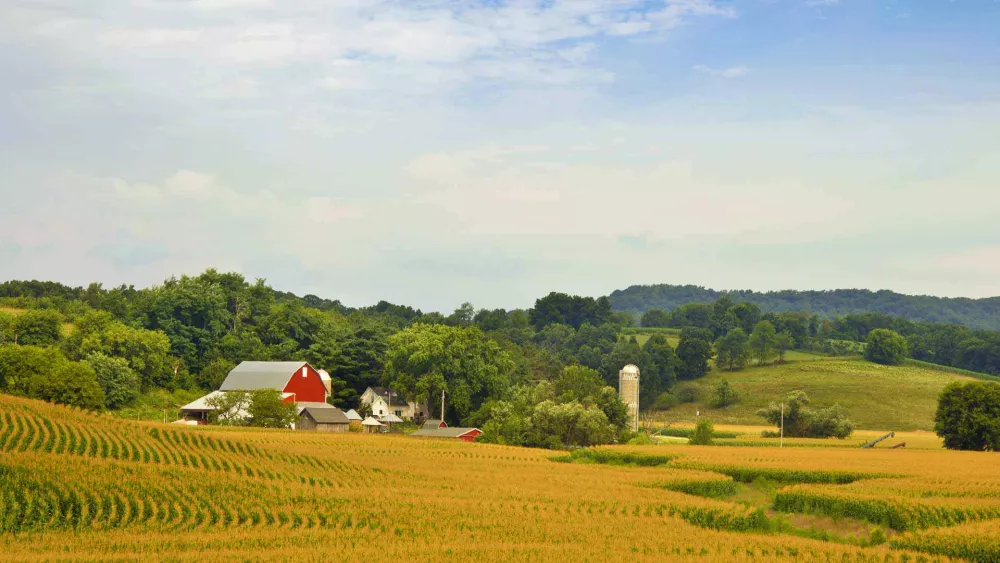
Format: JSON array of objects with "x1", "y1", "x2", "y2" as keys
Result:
[{"x1": 360, "y1": 387, "x2": 427, "y2": 422}]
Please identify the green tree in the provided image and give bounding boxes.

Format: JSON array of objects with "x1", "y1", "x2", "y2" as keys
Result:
[
  {"x1": 0, "y1": 312, "x2": 15, "y2": 344},
  {"x1": 676, "y1": 327, "x2": 714, "y2": 380},
  {"x1": 757, "y1": 390, "x2": 853, "y2": 439},
  {"x1": 775, "y1": 331, "x2": 795, "y2": 364},
  {"x1": 865, "y1": 329, "x2": 908, "y2": 365},
  {"x1": 197, "y1": 358, "x2": 235, "y2": 391},
  {"x1": 599, "y1": 336, "x2": 653, "y2": 389},
  {"x1": 78, "y1": 323, "x2": 171, "y2": 389},
  {"x1": 247, "y1": 389, "x2": 298, "y2": 428},
  {"x1": 640, "y1": 309, "x2": 671, "y2": 328},
  {"x1": 714, "y1": 328, "x2": 750, "y2": 371},
  {"x1": 0, "y1": 344, "x2": 68, "y2": 395},
  {"x1": 29, "y1": 361, "x2": 105, "y2": 410},
  {"x1": 531, "y1": 400, "x2": 614, "y2": 447},
  {"x1": 553, "y1": 365, "x2": 603, "y2": 402},
  {"x1": 382, "y1": 323, "x2": 516, "y2": 423},
  {"x1": 748, "y1": 320, "x2": 778, "y2": 366},
  {"x1": 206, "y1": 391, "x2": 251, "y2": 426},
  {"x1": 84, "y1": 352, "x2": 140, "y2": 409},
  {"x1": 689, "y1": 418, "x2": 714, "y2": 445},
  {"x1": 14, "y1": 309, "x2": 63, "y2": 346},
  {"x1": 934, "y1": 381, "x2": 1000, "y2": 451},
  {"x1": 730, "y1": 302, "x2": 762, "y2": 335},
  {"x1": 642, "y1": 333, "x2": 678, "y2": 406}
]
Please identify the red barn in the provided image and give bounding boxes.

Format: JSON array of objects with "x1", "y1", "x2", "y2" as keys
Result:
[{"x1": 218, "y1": 361, "x2": 328, "y2": 404}]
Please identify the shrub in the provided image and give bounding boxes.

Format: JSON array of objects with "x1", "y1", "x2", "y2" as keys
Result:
[
  {"x1": 689, "y1": 418, "x2": 714, "y2": 445},
  {"x1": 757, "y1": 391, "x2": 854, "y2": 439},
  {"x1": 675, "y1": 384, "x2": 699, "y2": 404},
  {"x1": 865, "y1": 329, "x2": 908, "y2": 365},
  {"x1": 710, "y1": 380, "x2": 740, "y2": 408}
]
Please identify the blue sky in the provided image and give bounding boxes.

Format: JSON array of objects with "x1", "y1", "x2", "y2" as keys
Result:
[{"x1": 1, "y1": 0, "x2": 998, "y2": 311}]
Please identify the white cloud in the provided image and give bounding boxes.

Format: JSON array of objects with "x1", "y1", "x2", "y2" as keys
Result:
[{"x1": 692, "y1": 64, "x2": 751, "y2": 78}]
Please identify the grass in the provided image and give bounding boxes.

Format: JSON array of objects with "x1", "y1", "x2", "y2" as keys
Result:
[{"x1": 658, "y1": 354, "x2": 980, "y2": 431}]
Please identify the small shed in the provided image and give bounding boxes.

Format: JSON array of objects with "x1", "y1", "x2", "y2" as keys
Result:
[
  {"x1": 420, "y1": 419, "x2": 448, "y2": 431},
  {"x1": 345, "y1": 409, "x2": 363, "y2": 429},
  {"x1": 411, "y1": 426, "x2": 483, "y2": 442},
  {"x1": 298, "y1": 407, "x2": 350, "y2": 432},
  {"x1": 361, "y1": 416, "x2": 383, "y2": 434}
]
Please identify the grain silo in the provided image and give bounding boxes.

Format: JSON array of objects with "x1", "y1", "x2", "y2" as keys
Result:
[{"x1": 619, "y1": 364, "x2": 640, "y2": 432}]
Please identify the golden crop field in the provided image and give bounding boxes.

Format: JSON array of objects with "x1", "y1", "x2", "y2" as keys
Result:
[{"x1": 2, "y1": 394, "x2": 998, "y2": 562}]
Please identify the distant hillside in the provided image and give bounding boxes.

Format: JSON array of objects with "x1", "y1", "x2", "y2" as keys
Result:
[{"x1": 609, "y1": 285, "x2": 1000, "y2": 330}]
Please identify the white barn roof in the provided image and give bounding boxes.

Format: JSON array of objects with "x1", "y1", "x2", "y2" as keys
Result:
[
  {"x1": 180, "y1": 391, "x2": 226, "y2": 411},
  {"x1": 219, "y1": 361, "x2": 308, "y2": 391}
]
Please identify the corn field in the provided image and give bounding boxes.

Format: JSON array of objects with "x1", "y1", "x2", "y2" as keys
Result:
[{"x1": 1, "y1": 395, "x2": 998, "y2": 561}]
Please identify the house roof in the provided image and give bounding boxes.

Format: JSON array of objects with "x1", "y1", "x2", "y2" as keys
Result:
[
  {"x1": 180, "y1": 391, "x2": 226, "y2": 411},
  {"x1": 420, "y1": 419, "x2": 447, "y2": 430},
  {"x1": 302, "y1": 408, "x2": 349, "y2": 424},
  {"x1": 219, "y1": 361, "x2": 307, "y2": 391},
  {"x1": 411, "y1": 427, "x2": 481, "y2": 438},
  {"x1": 344, "y1": 409, "x2": 362, "y2": 420},
  {"x1": 296, "y1": 401, "x2": 333, "y2": 414},
  {"x1": 361, "y1": 416, "x2": 383, "y2": 426},
  {"x1": 368, "y1": 386, "x2": 408, "y2": 404}
]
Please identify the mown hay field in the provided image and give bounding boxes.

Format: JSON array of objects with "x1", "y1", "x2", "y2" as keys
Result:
[{"x1": 2, "y1": 395, "x2": 999, "y2": 562}]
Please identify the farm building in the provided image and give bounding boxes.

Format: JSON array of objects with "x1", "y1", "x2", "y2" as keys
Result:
[
  {"x1": 298, "y1": 407, "x2": 350, "y2": 432},
  {"x1": 411, "y1": 425, "x2": 482, "y2": 442},
  {"x1": 345, "y1": 409, "x2": 362, "y2": 429},
  {"x1": 360, "y1": 387, "x2": 427, "y2": 421},
  {"x1": 179, "y1": 361, "x2": 329, "y2": 423},
  {"x1": 361, "y1": 416, "x2": 384, "y2": 433},
  {"x1": 419, "y1": 419, "x2": 448, "y2": 431}
]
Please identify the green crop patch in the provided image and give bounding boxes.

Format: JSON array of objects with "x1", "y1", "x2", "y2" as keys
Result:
[{"x1": 550, "y1": 449, "x2": 677, "y2": 467}]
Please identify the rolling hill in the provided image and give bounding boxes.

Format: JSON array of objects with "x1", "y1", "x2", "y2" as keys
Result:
[
  {"x1": 609, "y1": 285, "x2": 1000, "y2": 330},
  {"x1": 661, "y1": 353, "x2": 983, "y2": 431}
]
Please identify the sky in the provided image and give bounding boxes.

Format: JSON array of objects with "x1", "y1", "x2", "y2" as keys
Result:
[{"x1": 1, "y1": 0, "x2": 999, "y2": 312}]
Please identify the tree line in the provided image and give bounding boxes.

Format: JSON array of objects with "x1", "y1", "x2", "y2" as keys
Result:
[
  {"x1": 639, "y1": 299, "x2": 1000, "y2": 376},
  {"x1": 613, "y1": 284, "x2": 1000, "y2": 330}
]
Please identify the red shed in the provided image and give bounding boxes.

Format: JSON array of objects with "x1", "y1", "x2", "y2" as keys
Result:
[{"x1": 411, "y1": 426, "x2": 483, "y2": 442}]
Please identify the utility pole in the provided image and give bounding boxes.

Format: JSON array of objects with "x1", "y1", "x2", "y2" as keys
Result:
[{"x1": 780, "y1": 402, "x2": 784, "y2": 448}]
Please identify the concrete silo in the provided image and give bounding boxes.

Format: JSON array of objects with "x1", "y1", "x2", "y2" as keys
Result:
[{"x1": 619, "y1": 364, "x2": 640, "y2": 432}]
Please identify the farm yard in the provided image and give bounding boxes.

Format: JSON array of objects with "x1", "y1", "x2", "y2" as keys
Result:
[{"x1": 2, "y1": 394, "x2": 998, "y2": 562}]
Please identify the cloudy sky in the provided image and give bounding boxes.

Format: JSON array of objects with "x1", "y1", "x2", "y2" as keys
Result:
[{"x1": 1, "y1": 0, "x2": 998, "y2": 311}]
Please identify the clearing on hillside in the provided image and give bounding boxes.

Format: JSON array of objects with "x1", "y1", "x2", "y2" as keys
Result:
[{"x1": 664, "y1": 355, "x2": 981, "y2": 431}]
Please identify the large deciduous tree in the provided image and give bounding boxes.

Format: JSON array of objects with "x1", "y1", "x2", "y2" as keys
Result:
[
  {"x1": 84, "y1": 352, "x2": 140, "y2": 409},
  {"x1": 934, "y1": 381, "x2": 1000, "y2": 451},
  {"x1": 864, "y1": 329, "x2": 908, "y2": 366},
  {"x1": 382, "y1": 323, "x2": 515, "y2": 424},
  {"x1": 676, "y1": 327, "x2": 714, "y2": 380},
  {"x1": 715, "y1": 328, "x2": 750, "y2": 371},
  {"x1": 748, "y1": 320, "x2": 778, "y2": 366}
]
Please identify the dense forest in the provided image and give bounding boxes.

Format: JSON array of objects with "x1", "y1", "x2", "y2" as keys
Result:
[
  {"x1": 611, "y1": 284, "x2": 1000, "y2": 330},
  {"x1": 2, "y1": 273, "x2": 1000, "y2": 447}
]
